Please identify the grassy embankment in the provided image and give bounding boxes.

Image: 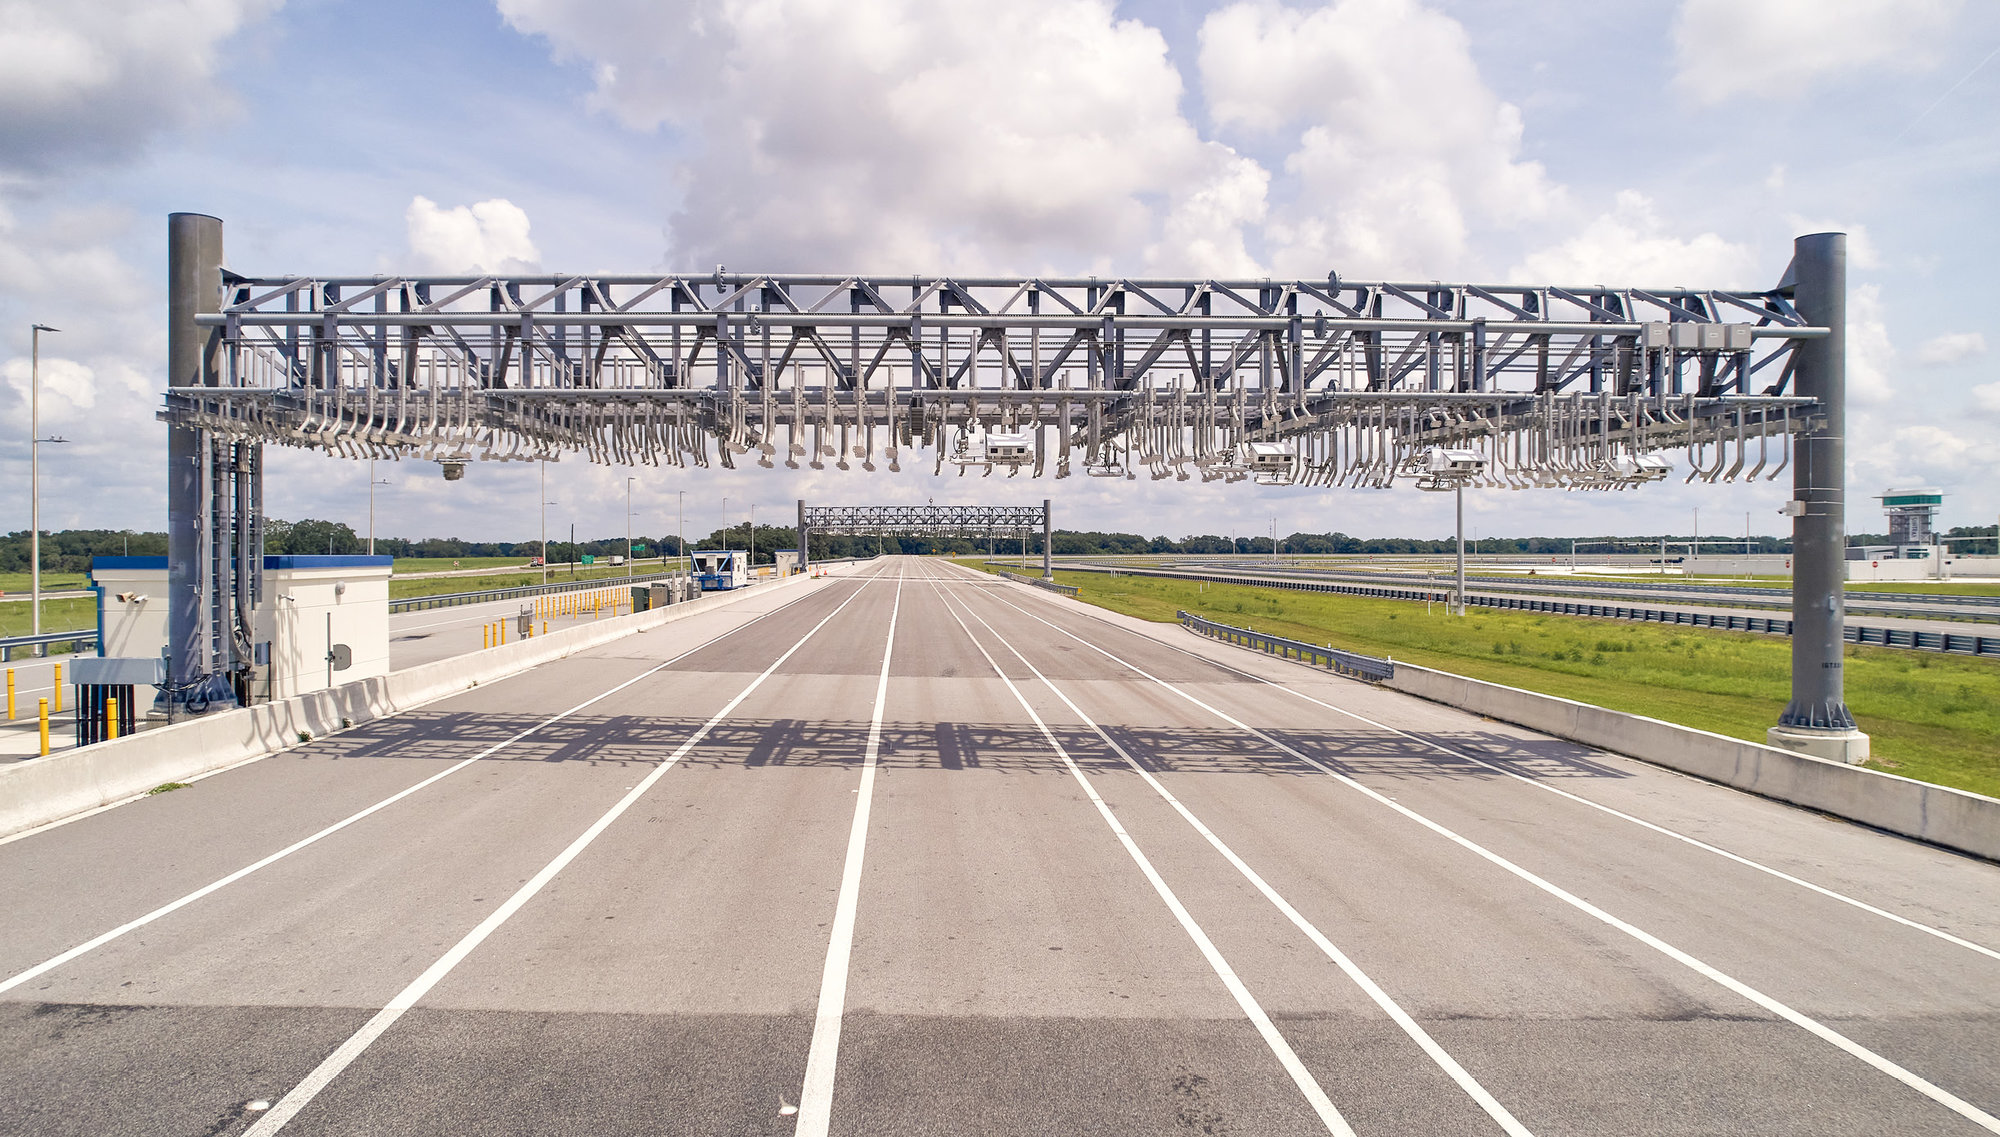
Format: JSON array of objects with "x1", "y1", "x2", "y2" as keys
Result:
[
  {"x1": 965, "y1": 560, "x2": 2000, "y2": 798},
  {"x1": 388, "y1": 562, "x2": 673, "y2": 600}
]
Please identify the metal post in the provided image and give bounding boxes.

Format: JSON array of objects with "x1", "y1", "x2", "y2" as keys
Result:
[
  {"x1": 1042, "y1": 498, "x2": 1053, "y2": 579},
  {"x1": 797, "y1": 499, "x2": 808, "y2": 574},
  {"x1": 29, "y1": 323, "x2": 57, "y2": 649},
  {"x1": 626, "y1": 476, "x2": 635, "y2": 585},
  {"x1": 1771, "y1": 232, "x2": 1868, "y2": 763},
  {"x1": 1455, "y1": 483, "x2": 1466, "y2": 615},
  {"x1": 166, "y1": 213, "x2": 224, "y2": 709},
  {"x1": 540, "y1": 461, "x2": 549, "y2": 587},
  {"x1": 678, "y1": 491, "x2": 686, "y2": 581}
]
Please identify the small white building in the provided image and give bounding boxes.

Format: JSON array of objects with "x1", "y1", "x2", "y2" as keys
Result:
[{"x1": 89, "y1": 555, "x2": 393, "y2": 704}]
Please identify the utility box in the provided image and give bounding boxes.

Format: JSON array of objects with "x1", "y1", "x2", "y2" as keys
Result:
[
  {"x1": 88, "y1": 555, "x2": 393, "y2": 706},
  {"x1": 774, "y1": 549, "x2": 800, "y2": 575}
]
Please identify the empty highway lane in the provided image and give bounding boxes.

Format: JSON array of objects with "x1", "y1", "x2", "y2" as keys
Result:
[{"x1": 3, "y1": 557, "x2": 1996, "y2": 1135}]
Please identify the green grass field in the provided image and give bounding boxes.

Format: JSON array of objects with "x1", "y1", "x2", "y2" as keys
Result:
[
  {"x1": 391, "y1": 556, "x2": 536, "y2": 574},
  {"x1": 0, "y1": 597, "x2": 96, "y2": 642},
  {"x1": 387, "y1": 563, "x2": 672, "y2": 600},
  {"x1": 0, "y1": 572, "x2": 91, "y2": 594},
  {"x1": 965, "y1": 559, "x2": 2000, "y2": 799}
]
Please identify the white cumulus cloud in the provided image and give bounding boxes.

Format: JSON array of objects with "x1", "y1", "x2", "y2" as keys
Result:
[
  {"x1": 1672, "y1": 0, "x2": 1960, "y2": 103},
  {"x1": 1199, "y1": 0, "x2": 1563, "y2": 279},
  {"x1": 500, "y1": 0, "x2": 1265, "y2": 275},
  {"x1": 405, "y1": 196, "x2": 541, "y2": 275},
  {"x1": 1916, "y1": 331, "x2": 1987, "y2": 366},
  {"x1": 1510, "y1": 191, "x2": 1755, "y2": 287},
  {"x1": 0, "y1": 0, "x2": 283, "y2": 173}
]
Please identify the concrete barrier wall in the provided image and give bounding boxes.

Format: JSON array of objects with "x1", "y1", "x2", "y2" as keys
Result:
[
  {"x1": 0, "y1": 572, "x2": 827, "y2": 839},
  {"x1": 1383, "y1": 663, "x2": 2000, "y2": 862}
]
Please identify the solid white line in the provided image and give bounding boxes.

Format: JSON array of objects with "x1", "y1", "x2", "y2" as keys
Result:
[
  {"x1": 961, "y1": 563, "x2": 2000, "y2": 966},
  {"x1": 939, "y1": 579, "x2": 1532, "y2": 1136},
  {"x1": 927, "y1": 578, "x2": 1357, "y2": 1137},
  {"x1": 243, "y1": 570, "x2": 883, "y2": 1136},
  {"x1": 0, "y1": 573, "x2": 870, "y2": 996},
  {"x1": 980, "y1": 588, "x2": 2000, "y2": 1134},
  {"x1": 1237, "y1": 669, "x2": 2000, "y2": 965},
  {"x1": 794, "y1": 563, "x2": 905, "y2": 1137}
]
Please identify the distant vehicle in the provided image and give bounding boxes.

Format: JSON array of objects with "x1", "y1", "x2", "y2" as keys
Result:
[
  {"x1": 607, "y1": 555, "x2": 626, "y2": 566},
  {"x1": 529, "y1": 557, "x2": 545, "y2": 567}
]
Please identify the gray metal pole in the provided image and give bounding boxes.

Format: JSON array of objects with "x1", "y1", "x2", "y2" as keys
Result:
[
  {"x1": 797, "y1": 499, "x2": 808, "y2": 573},
  {"x1": 1455, "y1": 484, "x2": 1466, "y2": 615},
  {"x1": 1772, "y1": 232, "x2": 1867, "y2": 761},
  {"x1": 1042, "y1": 498, "x2": 1053, "y2": 579},
  {"x1": 29, "y1": 324, "x2": 54, "y2": 649},
  {"x1": 167, "y1": 213, "x2": 224, "y2": 704}
]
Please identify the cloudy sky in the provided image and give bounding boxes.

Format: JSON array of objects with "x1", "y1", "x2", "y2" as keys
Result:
[{"x1": 2, "y1": 0, "x2": 1995, "y2": 546}]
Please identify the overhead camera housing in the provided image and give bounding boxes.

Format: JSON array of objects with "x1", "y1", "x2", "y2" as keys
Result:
[{"x1": 440, "y1": 458, "x2": 467, "y2": 481}]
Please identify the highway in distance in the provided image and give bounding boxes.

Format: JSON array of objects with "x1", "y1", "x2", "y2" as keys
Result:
[{"x1": 2, "y1": 557, "x2": 1997, "y2": 1135}]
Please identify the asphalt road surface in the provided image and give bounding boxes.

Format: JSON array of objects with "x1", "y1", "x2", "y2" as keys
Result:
[{"x1": 2, "y1": 557, "x2": 1996, "y2": 1136}]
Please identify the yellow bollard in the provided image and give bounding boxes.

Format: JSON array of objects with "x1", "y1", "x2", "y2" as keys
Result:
[
  {"x1": 107, "y1": 696, "x2": 119, "y2": 740},
  {"x1": 542, "y1": 620, "x2": 548, "y2": 637},
  {"x1": 483, "y1": 624, "x2": 491, "y2": 650},
  {"x1": 38, "y1": 697, "x2": 50, "y2": 756},
  {"x1": 52, "y1": 662, "x2": 61, "y2": 713},
  {"x1": 5, "y1": 667, "x2": 13, "y2": 720}
]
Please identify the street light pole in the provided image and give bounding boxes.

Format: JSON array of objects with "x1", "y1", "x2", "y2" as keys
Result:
[
  {"x1": 29, "y1": 324, "x2": 58, "y2": 646},
  {"x1": 1455, "y1": 482, "x2": 1466, "y2": 616},
  {"x1": 540, "y1": 461, "x2": 549, "y2": 587},
  {"x1": 626, "y1": 476, "x2": 635, "y2": 585},
  {"x1": 749, "y1": 503, "x2": 756, "y2": 570},
  {"x1": 677, "y1": 490, "x2": 686, "y2": 580},
  {"x1": 367, "y1": 460, "x2": 391, "y2": 556}
]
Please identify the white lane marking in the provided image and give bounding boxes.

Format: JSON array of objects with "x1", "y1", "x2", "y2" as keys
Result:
[
  {"x1": 794, "y1": 562, "x2": 905, "y2": 1137},
  {"x1": 243, "y1": 570, "x2": 885, "y2": 1136},
  {"x1": 937, "y1": 579, "x2": 1533, "y2": 1136},
  {"x1": 0, "y1": 572, "x2": 874, "y2": 996},
  {"x1": 1239, "y1": 673, "x2": 2000, "y2": 965},
  {"x1": 926, "y1": 579, "x2": 1357, "y2": 1137},
  {"x1": 965, "y1": 564, "x2": 2000, "y2": 966},
  {"x1": 978, "y1": 588, "x2": 2000, "y2": 1135}
]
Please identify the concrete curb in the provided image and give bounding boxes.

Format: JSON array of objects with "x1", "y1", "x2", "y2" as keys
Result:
[
  {"x1": 973, "y1": 561, "x2": 2000, "y2": 862},
  {"x1": 0, "y1": 572, "x2": 828, "y2": 840},
  {"x1": 1379, "y1": 663, "x2": 2000, "y2": 862}
]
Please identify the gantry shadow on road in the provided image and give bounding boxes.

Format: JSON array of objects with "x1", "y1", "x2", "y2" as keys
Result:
[{"x1": 276, "y1": 710, "x2": 1632, "y2": 781}]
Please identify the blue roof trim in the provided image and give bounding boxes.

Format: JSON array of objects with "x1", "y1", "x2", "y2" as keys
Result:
[
  {"x1": 263, "y1": 555, "x2": 394, "y2": 569},
  {"x1": 91, "y1": 556, "x2": 169, "y2": 570}
]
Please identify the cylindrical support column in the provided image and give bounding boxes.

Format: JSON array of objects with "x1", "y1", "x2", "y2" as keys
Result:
[
  {"x1": 1771, "y1": 232, "x2": 1868, "y2": 763},
  {"x1": 797, "y1": 499, "x2": 808, "y2": 573},
  {"x1": 167, "y1": 213, "x2": 224, "y2": 706},
  {"x1": 1042, "y1": 499, "x2": 1053, "y2": 579}
]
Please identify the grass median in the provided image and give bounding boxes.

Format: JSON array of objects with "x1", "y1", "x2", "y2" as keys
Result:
[{"x1": 964, "y1": 559, "x2": 2000, "y2": 799}]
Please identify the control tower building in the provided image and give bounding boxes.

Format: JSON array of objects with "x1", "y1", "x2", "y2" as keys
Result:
[{"x1": 1878, "y1": 487, "x2": 1944, "y2": 556}]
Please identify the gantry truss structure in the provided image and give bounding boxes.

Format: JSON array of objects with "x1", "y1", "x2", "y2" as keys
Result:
[
  {"x1": 799, "y1": 503, "x2": 1045, "y2": 536},
  {"x1": 161, "y1": 216, "x2": 1859, "y2": 748},
  {"x1": 796, "y1": 502, "x2": 1053, "y2": 577},
  {"x1": 166, "y1": 268, "x2": 1826, "y2": 491}
]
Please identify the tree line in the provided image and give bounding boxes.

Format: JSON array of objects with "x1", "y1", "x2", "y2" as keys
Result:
[{"x1": 6, "y1": 522, "x2": 1994, "y2": 575}]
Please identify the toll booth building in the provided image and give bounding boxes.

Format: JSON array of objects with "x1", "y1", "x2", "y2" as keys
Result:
[{"x1": 89, "y1": 555, "x2": 393, "y2": 704}]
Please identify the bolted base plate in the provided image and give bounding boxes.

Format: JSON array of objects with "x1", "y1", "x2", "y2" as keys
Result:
[{"x1": 1767, "y1": 725, "x2": 1871, "y2": 765}]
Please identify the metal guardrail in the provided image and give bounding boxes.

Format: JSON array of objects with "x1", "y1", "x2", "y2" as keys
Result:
[
  {"x1": 1065, "y1": 565, "x2": 2000, "y2": 658},
  {"x1": 1179, "y1": 610, "x2": 1394, "y2": 681},
  {"x1": 994, "y1": 569, "x2": 1078, "y2": 598},
  {"x1": 389, "y1": 568, "x2": 684, "y2": 613},
  {"x1": 0, "y1": 629, "x2": 98, "y2": 661}
]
